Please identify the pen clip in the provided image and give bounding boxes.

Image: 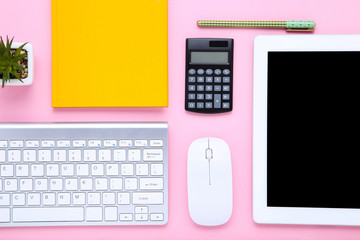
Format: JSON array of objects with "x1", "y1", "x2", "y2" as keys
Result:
[{"x1": 286, "y1": 28, "x2": 314, "y2": 32}]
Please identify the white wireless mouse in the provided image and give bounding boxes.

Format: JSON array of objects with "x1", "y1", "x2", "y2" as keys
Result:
[{"x1": 187, "y1": 137, "x2": 233, "y2": 226}]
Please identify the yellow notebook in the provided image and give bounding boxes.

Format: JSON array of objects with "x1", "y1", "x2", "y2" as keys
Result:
[{"x1": 52, "y1": 0, "x2": 168, "y2": 107}]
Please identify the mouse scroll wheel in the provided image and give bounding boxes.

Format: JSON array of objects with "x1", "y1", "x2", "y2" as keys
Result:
[{"x1": 206, "y1": 148, "x2": 213, "y2": 160}]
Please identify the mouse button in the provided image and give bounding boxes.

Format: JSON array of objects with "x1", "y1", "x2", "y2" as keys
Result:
[{"x1": 205, "y1": 148, "x2": 213, "y2": 159}]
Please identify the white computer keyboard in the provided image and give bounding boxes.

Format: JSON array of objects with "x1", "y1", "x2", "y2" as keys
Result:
[{"x1": 0, "y1": 123, "x2": 168, "y2": 227}]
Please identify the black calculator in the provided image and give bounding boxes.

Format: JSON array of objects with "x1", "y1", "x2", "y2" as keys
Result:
[{"x1": 185, "y1": 38, "x2": 234, "y2": 113}]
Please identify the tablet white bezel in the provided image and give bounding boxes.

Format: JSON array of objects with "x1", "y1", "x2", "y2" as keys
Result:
[{"x1": 253, "y1": 34, "x2": 360, "y2": 226}]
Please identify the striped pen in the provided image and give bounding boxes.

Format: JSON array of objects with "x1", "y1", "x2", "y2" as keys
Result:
[{"x1": 197, "y1": 20, "x2": 315, "y2": 31}]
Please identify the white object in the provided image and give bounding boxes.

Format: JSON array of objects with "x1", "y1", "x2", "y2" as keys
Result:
[
  {"x1": 187, "y1": 137, "x2": 232, "y2": 226},
  {"x1": 4, "y1": 42, "x2": 33, "y2": 86},
  {"x1": 0, "y1": 122, "x2": 168, "y2": 227},
  {"x1": 253, "y1": 34, "x2": 360, "y2": 226}
]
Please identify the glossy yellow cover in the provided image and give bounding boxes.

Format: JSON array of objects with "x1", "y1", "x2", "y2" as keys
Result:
[{"x1": 52, "y1": 0, "x2": 168, "y2": 107}]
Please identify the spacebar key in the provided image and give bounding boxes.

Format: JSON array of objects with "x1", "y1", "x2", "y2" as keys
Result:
[{"x1": 13, "y1": 207, "x2": 84, "y2": 222}]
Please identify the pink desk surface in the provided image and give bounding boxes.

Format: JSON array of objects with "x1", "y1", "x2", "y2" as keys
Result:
[{"x1": 1, "y1": 0, "x2": 360, "y2": 239}]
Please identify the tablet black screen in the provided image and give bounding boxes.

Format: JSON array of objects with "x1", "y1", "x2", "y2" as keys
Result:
[{"x1": 267, "y1": 51, "x2": 360, "y2": 208}]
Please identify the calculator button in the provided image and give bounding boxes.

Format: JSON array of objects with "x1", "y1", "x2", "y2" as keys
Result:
[
  {"x1": 197, "y1": 69, "x2": 204, "y2": 75},
  {"x1": 205, "y1": 85, "x2": 213, "y2": 91},
  {"x1": 214, "y1": 69, "x2": 221, "y2": 75},
  {"x1": 206, "y1": 69, "x2": 213, "y2": 75},
  {"x1": 188, "y1": 94, "x2": 196, "y2": 100},
  {"x1": 188, "y1": 85, "x2": 196, "y2": 91},
  {"x1": 223, "y1": 85, "x2": 230, "y2": 91},
  {"x1": 205, "y1": 102, "x2": 213, "y2": 108},
  {"x1": 197, "y1": 85, "x2": 204, "y2": 91},
  {"x1": 223, "y1": 102, "x2": 230, "y2": 108},
  {"x1": 214, "y1": 94, "x2": 221, "y2": 108},
  {"x1": 214, "y1": 77, "x2": 221, "y2": 83},
  {"x1": 188, "y1": 76, "x2": 196, "y2": 82},
  {"x1": 188, "y1": 102, "x2": 196, "y2": 108},
  {"x1": 223, "y1": 69, "x2": 230, "y2": 75},
  {"x1": 205, "y1": 94, "x2": 213, "y2": 100},
  {"x1": 223, "y1": 77, "x2": 230, "y2": 83},
  {"x1": 222, "y1": 94, "x2": 230, "y2": 100},
  {"x1": 197, "y1": 102, "x2": 204, "y2": 108},
  {"x1": 188, "y1": 69, "x2": 196, "y2": 75},
  {"x1": 206, "y1": 77, "x2": 213, "y2": 83},
  {"x1": 197, "y1": 94, "x2": 204, "y2": 100},
  {"x1": 197, "y1": 77, "x2": 204, "y2": 83},
  {"x1": 214, "y1": 85, "x2": 221, "y2": 91}
]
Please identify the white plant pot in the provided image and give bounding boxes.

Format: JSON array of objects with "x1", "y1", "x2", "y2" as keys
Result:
[{"x1": 3, "y1": 42, "x2": 33, "y2": 86}]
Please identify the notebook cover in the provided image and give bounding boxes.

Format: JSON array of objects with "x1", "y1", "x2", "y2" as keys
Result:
[{"x1": 52, "y1": 0, "x2": 168, "y2": 107}]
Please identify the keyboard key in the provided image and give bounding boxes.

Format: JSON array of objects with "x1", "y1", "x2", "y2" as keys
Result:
[
  {"x1": 58, "y1": 193, "x2": 71, "y2": 205},
  {"x1": 0, "y1": 150, "x2": 5, "y2": 162},
  {"x1": 197, "y1": 69, "x2": 204, "y2": 75},
  {"x1": 73, "y1": 140, "x2": 86, "y2": 147},
  {"x1": 119, "y1": 140, "x2": 132, "y2": 147},
  {"x1": 128, "y1": 149, "x2": 141, "y2": 161},
  {"x1": 53, "y1": 150, "x2": 66, "y2": 162},
  {"x1": 104, "y1": 140, "x2": 117, "y2": 147},
  {"x1": 135, "y1": 214, "x2": 148, "y2": 221},
  {"x1": 140, "y1": 178, "x2": 163, "y2": 190},
  {"x1": 10, "y1": 140, "x2": 24, "y2": 148},
  {"x1": 12, "y1": 193, "x2": 25, "y2": 206},
  {"x1": 4, "y1": 179, "x2": 18, "y2": 191},
  {"x1": 41, "y1": 140, "x2": 55, "y2": 147},
  {"x1": 188, "y1": 76, "x2": 195, "y2": 82},
  {"x1": 84, "y1": 149, "x2": 97, "y2": 162},
  {"x1": 135, "y1": 206, "x2": 148, "y2": 214},
  {"x1": 143, "y1": 149, "x2": 163, "y2": 161},
  {"x1": 88, "y1": 140, "x2": 101, "y2": 147},
  {"x1": 88, "y1": 192, "x2": 101, "y2": 205},
  {"x1": 95, "y1": 178, "x2": 108, "y2": 190},
  {"x1": 26, "y1": 140, "x2": 40, "y2": 148},
  {"x1": 0, "y1": 208, "x2": 10, "y2": 222},
  {"x1": 150, "y1": 140, "x2": 163, "y2": 147},
  {"x1": 197, "y1": 76, "x2": 204, "y2": 82},
  {"x1": 188, "y1": 102, "x2": 195, "y2": 108},
  {"x1": 0, "y1": 141, "x2": 8, "y2": 148},
  {"x1": 150, "y1": 164, "x2": 163, "y2": 176},
  {"x1": 113, "y1": 149, "x2": 126, "y2": 161},
  {"x1": 151, "y1": 213, "x2": 164, "y2": 221},
  {"x1": 91, "y1": 164, "x2": 104, "y2": 176},
  {"x1": 57, "y1": 140, "x2": 70, "y2": 147},
  {"x1": 35, "y1": 178, "x2": 47, "y2": 191},
  {"x1": 105, "y1": 207, "x2": 118, "y2": 221},
  {"x1": 136, "y1": 164, "x2": 149, "y2": 176},
  {"x1": 31, "y1": 165, "x2": 44, "y2": 177},
  {"x1": 0, "y1": 194, "x2": 10, "y2": 206},
  {"x1": 103, "y1": 192, "x2": 116, "y2": 205},
  {"x1": 121, "y1": 164, "x2": 134, "y2": 176},
  {"x1": 135, "y1": 140, "x2": 148, "y2": 147},
  {"x1": 106, "y1": 164, "x2": 119, "y2": 176},
  {"x1": 76, "y1": 164, "x2": 89, "y2": 176},
  {"x1": 69, "y1": 150, "x2": 81, "y2": 162},
  {"x1": 133, "y1": 192, "x2": 163, "y2": 205},
  {"x1": 13, "y1": 207, "x2": 84, "y2": 222},
  {"x1": 62, "y1": 164, "x2": 74, "y2": 176},
  {"x1": 118, "y1": 193, "x2": 130, "y2": 205},
  {"x1": 39, "y1": 150, "x2": 51, "y2": 162},
  {"x1": 73, "y1": 193, "x2": 85, "y2": 205},
  {"x1": 206, "y1": 77, "x2": 213, "y2": 83},
  {"x1": 197, "y1": 102, "x2": 204, "y2": 108},
  {"x1": 1, "y1": 165, "x2": 14, "y2": 177},
  {"x1": 43, "y1": 193, "x2": 56, "y2": 205},
  {"x1": 124, "y1": 178, "x2": 138, "y2": 190},
  {"x1": 8, "y1": 150, "x2": 21, "y2": 162},
  {"x1": 214, "y1": 77, "x2": 221, "y2": 83},
  {"x1": 65, "y1": 178, "x2": 78, "y2": 191},
  {"x1": 47, "y1": 164, "x2": 59, "y2": 176},
  {"x1": 110, "y1": 178, "x2": 123, "y2": 190},
  {"x1": 120, "y1": 213, "x2": 133, "y2": 221},
  {"x1": 99, "y1": 149, "x2": 111, "y2": 162}
]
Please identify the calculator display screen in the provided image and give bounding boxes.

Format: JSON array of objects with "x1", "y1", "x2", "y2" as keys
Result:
[{"x1": 190, "y1": 52, "x2": 228, "y2": 64}]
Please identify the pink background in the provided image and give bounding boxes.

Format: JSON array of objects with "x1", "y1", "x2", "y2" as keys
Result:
[{"x1": 1, "y1": 0, "x2": 360, "y2": 239}]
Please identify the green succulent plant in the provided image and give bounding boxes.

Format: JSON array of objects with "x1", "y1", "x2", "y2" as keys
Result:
[{"x1": 0, "y1": 36, "x2": 28, "y2": 88}]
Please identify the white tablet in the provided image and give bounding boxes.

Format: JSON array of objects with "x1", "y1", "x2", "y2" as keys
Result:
[{"x1": 253, "y1": 35, "x2": 360, "y2": 226}]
